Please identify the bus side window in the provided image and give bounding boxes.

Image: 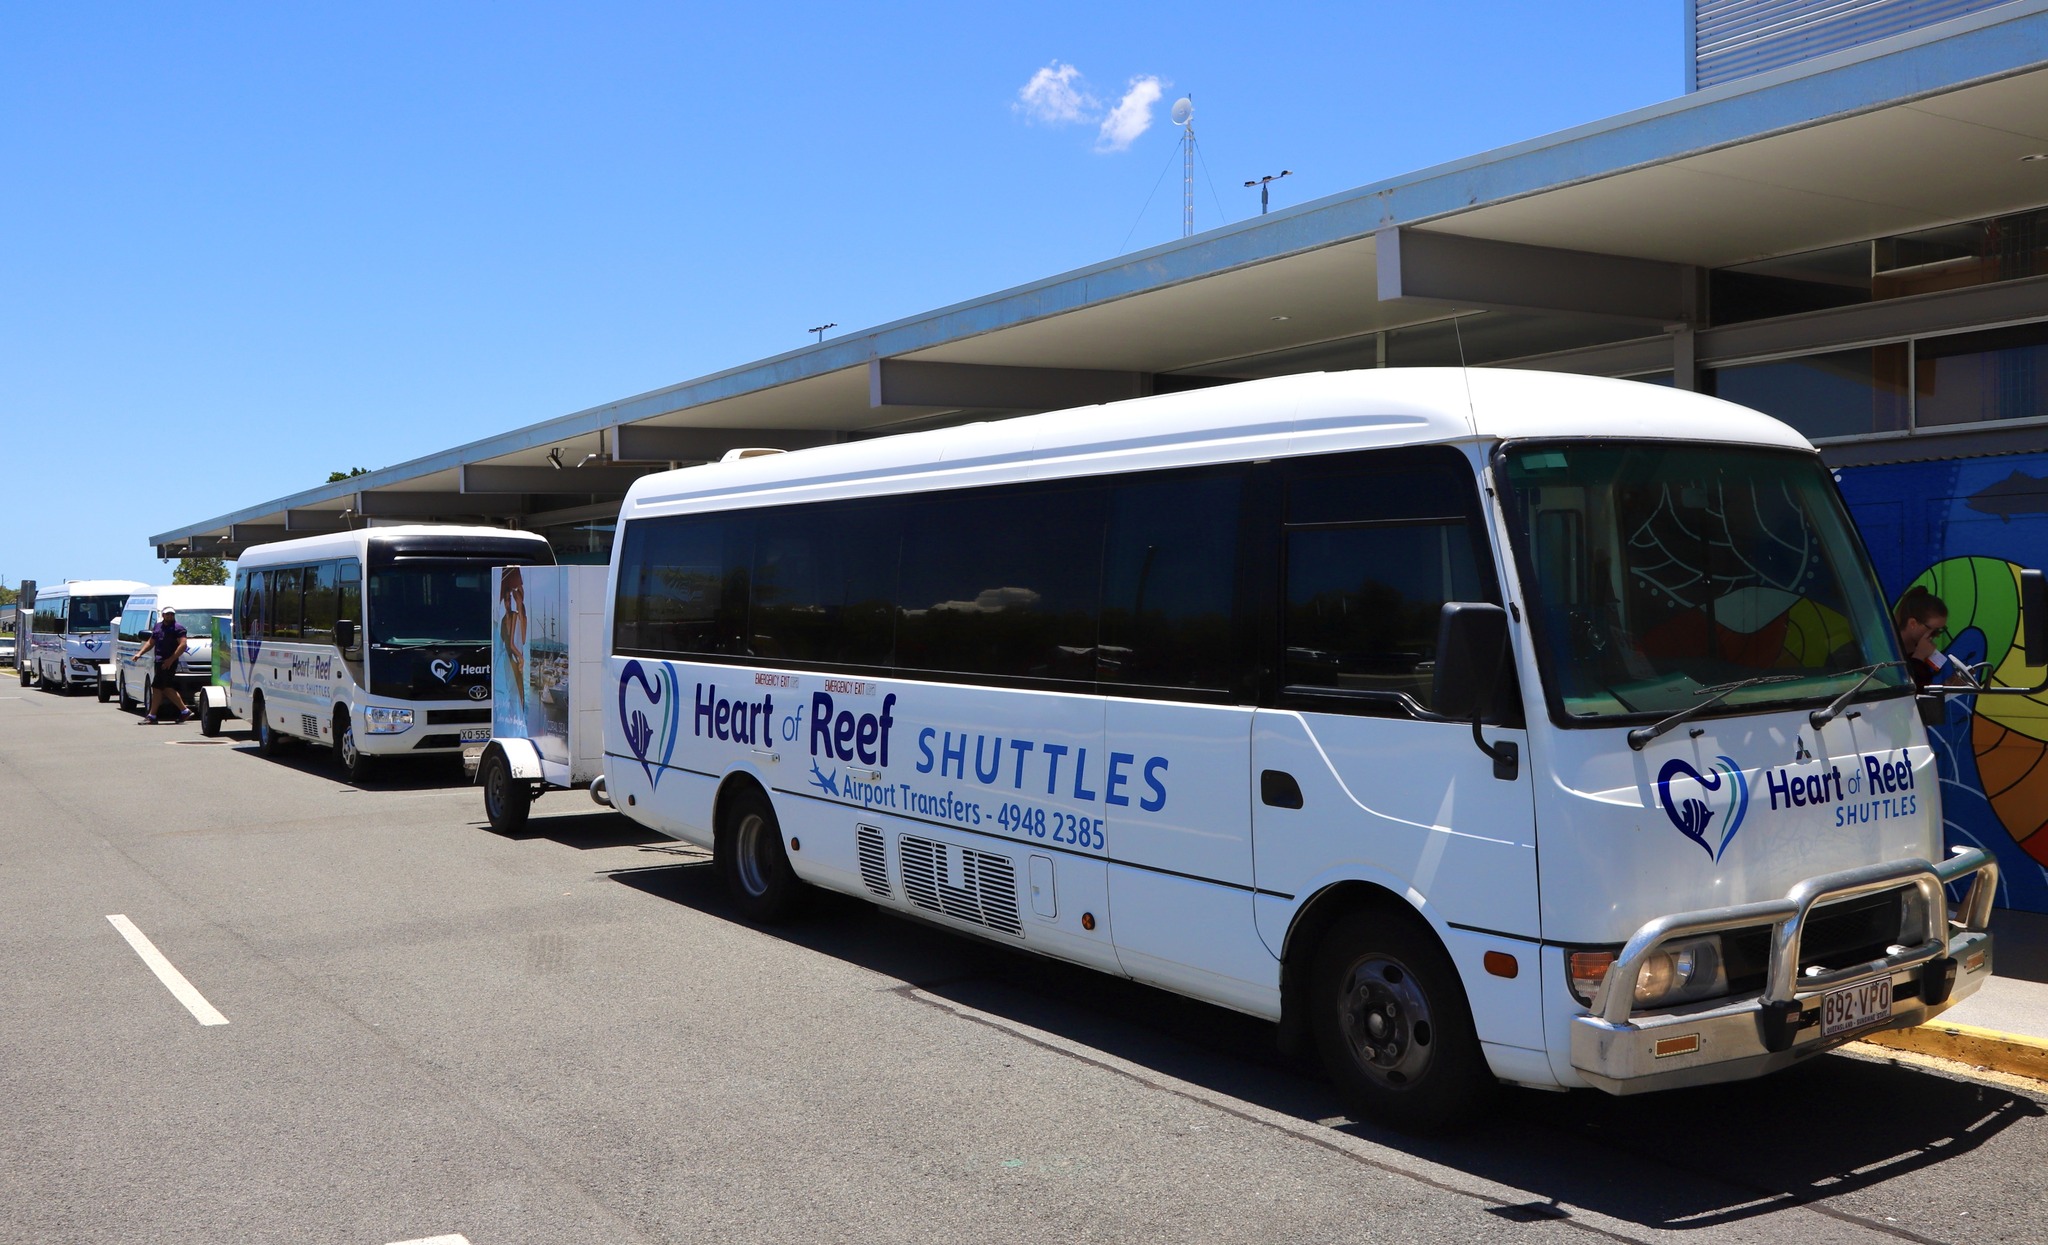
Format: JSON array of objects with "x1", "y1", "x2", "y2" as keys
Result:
[
  {"x1": 614, "y1": 514, "x2": 751, "y2": 657},
  {"x1": 749, "y1": 501, "x2": 900, "y2": 666},
  {"x1": 271, "y1": 567, "x2": 303, "y2": 640},
  {"x1": 245, "y1": 571, "x2": 267, "y2": 640},
  {"x1": 118, "y1": 609, "x2": 149, "y2": 645},
  {"x1": 337, "y1": 561, "x2": 361, "y2": 651},
  {"x1": 303, "y1": 562, "x2": 339, "y2": 643},
  {"x1": 1099, "y1": 471, "x2": 1243, "y2": 692}
]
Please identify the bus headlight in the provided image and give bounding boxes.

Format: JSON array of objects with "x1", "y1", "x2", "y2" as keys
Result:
[
  {"x1": 363, "y1": 706, "x2": 414, "y2": 734},
  {"x1": 1633, "y1": 935, "x2": 1727, "y2": 1009}
]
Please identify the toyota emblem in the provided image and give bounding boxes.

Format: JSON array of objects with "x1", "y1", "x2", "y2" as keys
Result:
[{"x1": 468, "y1": 684, "x2": 490, "y2": 701}]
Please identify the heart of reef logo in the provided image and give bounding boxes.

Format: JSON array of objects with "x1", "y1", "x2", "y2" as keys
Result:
[
  {"x1": 618, "y1": 660, "x2": 681, "y2": 790},
  {"x1": 1657, "y1": 755, "x2": 1750, "y2": 862},
  {"x1": 431, "y1": 657, "x2": 454, "y2": 683}
]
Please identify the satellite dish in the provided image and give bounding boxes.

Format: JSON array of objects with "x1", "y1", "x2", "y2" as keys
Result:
[{"x1": 1170, "y1": 97, "x2": 1193, "y2": 126}]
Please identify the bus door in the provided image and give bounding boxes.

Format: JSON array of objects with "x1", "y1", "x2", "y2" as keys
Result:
[{"x1": 1249, "y1": 449, "x2": 1540, "y2": 956}]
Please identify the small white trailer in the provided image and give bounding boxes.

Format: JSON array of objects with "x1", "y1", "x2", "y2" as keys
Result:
[{"x1": 474, "y1": 564, "x2": 614, "y2": 832}]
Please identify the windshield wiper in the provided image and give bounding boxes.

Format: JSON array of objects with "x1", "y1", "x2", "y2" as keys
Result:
[
  {"x1": 1626, "y1": 672, "x2": 1807, "y2": 751},
  {"x1": 1808, "y1": 661, "x2": 1911, "y2": 731}
]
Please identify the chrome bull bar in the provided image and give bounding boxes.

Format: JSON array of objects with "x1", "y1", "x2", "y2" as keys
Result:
[{"x1": 1571, "y1": 848, "x2": 1998, "y2": 1093}]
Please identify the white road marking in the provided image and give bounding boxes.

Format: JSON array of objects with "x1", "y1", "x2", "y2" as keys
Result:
[
  {"x1": 105, "y1": 914, "x2": 230, "y2": 1026},
  {"x1": 386, "y1": 1236, "x2": 471, "y2": 1245}
]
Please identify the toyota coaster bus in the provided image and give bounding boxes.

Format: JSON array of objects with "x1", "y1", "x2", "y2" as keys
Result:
[
  {"x1": 232, "y1": 526, "x2": 553, "y2": 781},
  {"x1": 597, "y1": 369, "x2": 2030, "y2": 1130},
  {"x1": 25, "y1": 579, "x2": 149, "y2": 693}
]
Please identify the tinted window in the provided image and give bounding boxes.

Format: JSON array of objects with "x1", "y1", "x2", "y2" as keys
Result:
[
  {"x1": 895, "y1": 486, "x2": 1104, "y2": 680},
  {"x1": 119, "y1": 609, "x2": 150, "y2": 644},
  {"x1": 338, "y1": 560, "x2": 362, "y2": 645},
  {"x1": 1100, "y1": 472, "x2": 1242, "y2": 690},
  {"x1": 270, "y1": 567, "x2": 303, "y2": 639},
  {"x1": 1280, "y1": 449, "x2": 1496, "y2": 711},
  {"x1": 614, "y1": 514, "x2": 750, "y2": 656},
  {"x1": 303, "y1": 562, "x2": 339, "y2": 642},
  {"x1": 749, "y1": 502, "x2": 900, "y2": 666}
]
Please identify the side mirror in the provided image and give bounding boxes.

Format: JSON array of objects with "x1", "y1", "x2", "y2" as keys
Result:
[
  {"x1": 2023, "y1": 569, "x2": 2047, "y2": 669},
  {"x1": 1434, "y1": 602, "x2": 1510, "y2": 721},
  {"x1": 1435, "y1": 602, "x2": 1519, "y2": 780},
  {"x1": 335, "y1": 619, "x2": 357, "y2": 651}
]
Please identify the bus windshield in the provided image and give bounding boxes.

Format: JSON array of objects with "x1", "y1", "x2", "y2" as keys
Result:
[
  {"x1": 69, "y1": 596, "x2": 126, "y2": 630},
  {"x1": 368, "y1": 564, "x2": 492, "y2": 646},
  {"x1": 1497, "y1": 440, "x2": 1906, "y2": 723}
]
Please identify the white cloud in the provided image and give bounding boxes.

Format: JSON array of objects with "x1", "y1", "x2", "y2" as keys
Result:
[
  {"x1": 1016, "y1": 61, "x2": 1095, "y2": 126},
  {"x1": 1094, "y1": 75, "x2": 1163, "y2": 153}
]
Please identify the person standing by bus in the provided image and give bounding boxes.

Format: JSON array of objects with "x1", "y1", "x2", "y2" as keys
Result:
[{"x1": 134, "y1": 607, "x2": 192, "y2": 724}]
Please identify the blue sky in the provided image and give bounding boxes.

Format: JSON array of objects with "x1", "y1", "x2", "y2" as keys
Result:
[{"x1": 0, "y1": 2, "x2": 1679, "y2": 588}]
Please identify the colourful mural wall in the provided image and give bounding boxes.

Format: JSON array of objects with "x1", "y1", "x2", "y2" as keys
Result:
[{"x1": 1836, "y1": 454, "x2": 2048, "y2": 913}]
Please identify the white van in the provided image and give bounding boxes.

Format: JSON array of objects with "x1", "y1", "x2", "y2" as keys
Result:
[
  {"x1": 597, "y1": 369, "x2": 2029, "y2": 1130},
  {"x1": 112, "y1": 585, "x2": 233, "y2": 712},
  {"x1": 230, "y1": 526, "x2": 554, "y2": 781},
  {"x1": 24, "y1": 579, "x2": 149, "y2": 694}
]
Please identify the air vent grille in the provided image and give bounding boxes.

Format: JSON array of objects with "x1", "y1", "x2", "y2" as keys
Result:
[
  {"x1": 856, "y1": 825, "x2": 890, "y2": 898},
  {"x1": 301, "y1": 713, "x2": 321, "y2": 738},
  {"x1": 898, "y1": 836, "x2": 1021, "y2": 936}
]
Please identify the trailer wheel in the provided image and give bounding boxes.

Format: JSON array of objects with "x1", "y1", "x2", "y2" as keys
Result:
[
  {"x1": 716, "y1": 784, "x2": 804, "y2": 923},
  {"x1": 96, "y1": 673, "x2": 112, "y2": 702},
  {"x1": 17, "y1": 660, "x2": 29, "y2": 687},
  {"x1": 480, "y1": 750, "x2": 530, "y2": 834},
  {"x1": 1310, "y1": 907, "x2": 1494, "y2": 1134},
  {"x1": 199, "y1": 696, "x2": 225, "y2": 737},
  {"x1": 334, "y1": 709, "x2": 376, "y2": 784}
]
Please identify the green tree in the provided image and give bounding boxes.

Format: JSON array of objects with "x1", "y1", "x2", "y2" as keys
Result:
[
  {"x1": 172, "y1": 557, "x2": 230, "y2": 586},
  {"x1": 327, "y1": 467, "x2": 370, "y2": 482},
  {"x1": 0, "y1": 584, "x2": 16, "y2": 607}
]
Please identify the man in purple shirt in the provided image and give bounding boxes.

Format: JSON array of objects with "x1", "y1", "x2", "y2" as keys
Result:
[{"x1": 134, "y1": 608, "x2": 192, "y2": 725}]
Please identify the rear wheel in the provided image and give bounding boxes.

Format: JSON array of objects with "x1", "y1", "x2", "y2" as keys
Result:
[
  {"x1": 118, "y1": 676, "x2": 136, "y2": 713},
  {"x1": 253, "y1": 694, "x2": 288, "y2": 756},
  {"x1": 480, "y1": 751, "x2": 531, "y2": 834},
  {"x1": 715, "y1": 785, "x2": 804, "y2": 922},
  {"x1": 1310, "y1": 907, "x2": 1494, "y2": 1134}
]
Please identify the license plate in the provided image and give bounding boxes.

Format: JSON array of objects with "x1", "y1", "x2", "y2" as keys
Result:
[
  {"x1": 460, "y1": 727, "x2": 491, "y2": 742},
  {"x1": 1820, "y1": 978, "x2": 1892, "y2": 1038}
]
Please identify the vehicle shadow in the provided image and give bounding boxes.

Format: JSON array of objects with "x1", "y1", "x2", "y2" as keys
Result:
[
  {"x1": 610, "y1": 856, "x2": 2046, "y2": 1235},
  {"x1": 228, "y1": 738, "x2": 468, "y2": 791},
  {"x1": 473, "y1": 807, "x2": 674, "y2": 852}
]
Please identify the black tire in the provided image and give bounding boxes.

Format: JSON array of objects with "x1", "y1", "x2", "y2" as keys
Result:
[
  {"x1": 96, "y1": 674, "x2": 112, "y2": 702},
  {"x1": 1310, "y1": 907, "x2": 1494, "y2": 1134},
  {"x1": 253, "y1": 694, "x2": 288, "y2": 757},
  {"x1": 479, "y1": 750, "x2": 531, "y2": 834},
  {"x1": 118, "y1": 677, "x2": 137, "y2": 713},
  {"x1": 715, "y1": 785, "x2": 805, "y2": 922},
  {"x1": 334, "y1": 709, "x2": 376, "y2": 784},
  {"x1": 200, "y1": 701, "x2": 224, "y2": 737},
  {"x1": 17, "y1": 662, "x2": 29, "y2": 687}
]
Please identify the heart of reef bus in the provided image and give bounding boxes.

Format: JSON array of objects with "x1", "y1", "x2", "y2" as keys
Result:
[{"x1": 590, "y1": 369, "x2": 2034, "y2": 1128}]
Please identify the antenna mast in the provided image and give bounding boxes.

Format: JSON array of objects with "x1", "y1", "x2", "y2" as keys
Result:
[{"x1": 1171, "y1": 96, "x2": 1195, "y2": 238}]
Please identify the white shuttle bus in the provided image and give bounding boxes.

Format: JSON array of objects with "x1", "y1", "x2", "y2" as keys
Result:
[
  {"x1": 232, "y1": 526, "x2": 553, "y2": 781},
  {"x1": 111, "y1": 584, "x2": 234, "y2": 710},
  {"x1": 25, "y1": 579, "x2": 149, "y2": 693},
  {"x1": 601, "y1": 370, "x2": 2028, "y2": 1129}
]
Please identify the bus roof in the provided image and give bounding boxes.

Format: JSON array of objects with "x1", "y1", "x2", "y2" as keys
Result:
[
  {"x1": 126, "y1": 585, "x2": 234, "y2": 611},
  {"x1": 619, "y1": 368, "x2": 1812, "y2": 520},
  {"x1": 233, "y1": 524, "x2": 552, "y2": 568},
  {"x1": 38, "y1": 580, "x2": 151, "y2": 599}
]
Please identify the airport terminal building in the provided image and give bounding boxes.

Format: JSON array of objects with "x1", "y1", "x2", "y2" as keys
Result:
[{"x1": 157, "y1": 0, "x2": 2048, "y2": 909}]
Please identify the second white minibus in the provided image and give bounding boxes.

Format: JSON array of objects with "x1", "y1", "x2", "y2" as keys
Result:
[
  {"x1": 598, "y1": 369, "x2": 2030, "y2": 1130},
  {"x1": 231, "y1": 526, "x2": 553, "y2": 780},
  {"x1": 24, "y1": 579, "x2": 149, "y2": 693},
  {"x1": 112, "y1": 585, "x2": 233, "y2": 710}
]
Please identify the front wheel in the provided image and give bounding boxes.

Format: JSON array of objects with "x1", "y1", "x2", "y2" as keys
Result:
[
  {"x1": 1310, "y1": 908, "x2": 1494, "y2": 1134},
  {"x1": 479, "y1": 751, "x2": 531, "y2": 834},
  {"x1": 334, "y1": 710, "x2": 376, "y2": 784},
  {"x1": 715, "y1": 786, "x2": 805, "y2": 923}
]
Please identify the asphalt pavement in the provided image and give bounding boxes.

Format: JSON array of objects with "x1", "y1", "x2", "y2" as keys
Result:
[{"x1": 4, "y1": 679, "x2": 2046, "y2": 1245}]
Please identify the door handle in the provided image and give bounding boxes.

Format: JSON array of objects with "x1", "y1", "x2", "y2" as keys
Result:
[{"x1": 1260, "y1": 769, "x2": 1304, "y2": 809}]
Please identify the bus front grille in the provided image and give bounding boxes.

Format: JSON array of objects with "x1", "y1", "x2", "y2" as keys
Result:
[{"x1": 898, "y1": 835, "x2": 1021, "y2": 936}]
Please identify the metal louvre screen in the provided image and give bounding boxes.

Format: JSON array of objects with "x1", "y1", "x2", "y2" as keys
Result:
[
  {"x1": 1692, "y1": 0, "x2": 2018, "y2": 89},
  {"x1": 856, "y1": 825, "x2": 891, "y2": 899},
  {"x1": 897, "y1": 835, "x2": 1023, "y2": 936}
]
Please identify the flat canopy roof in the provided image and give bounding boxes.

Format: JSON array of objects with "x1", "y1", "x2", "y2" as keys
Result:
[{"x1": 153, "y1": 0, "x2": 2048, "y2": 557}]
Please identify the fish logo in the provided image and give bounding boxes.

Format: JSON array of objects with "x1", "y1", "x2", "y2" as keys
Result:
[
  {"x1": 618, "y1": 660, "x2": 681, "y2": 789},
  {"x1": 1658, "y1": 755, "x2": 1750, "y2": 862}
]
